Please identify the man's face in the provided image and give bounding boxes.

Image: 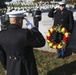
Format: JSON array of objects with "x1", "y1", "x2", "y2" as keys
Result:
[{"x1": 59, "y1": 5, "x2": 65, "y2": 11}]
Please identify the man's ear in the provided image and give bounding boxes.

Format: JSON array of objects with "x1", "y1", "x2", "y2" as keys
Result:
[{"x1": 18, "y1": 18, "x2": 22, "y2": 23}]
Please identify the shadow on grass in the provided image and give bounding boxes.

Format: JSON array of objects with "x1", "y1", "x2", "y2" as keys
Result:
[{"x1": 47, "y1": 60, "x2": 76, "y2": 75}]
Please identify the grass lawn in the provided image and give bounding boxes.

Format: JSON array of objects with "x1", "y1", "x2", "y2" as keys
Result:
[
  {"x1": 0, "y1": 49, "x2": 76, "y2": 75},
  {"x1": 34, "y1": 50, "x2": 76, "y2": 75}
]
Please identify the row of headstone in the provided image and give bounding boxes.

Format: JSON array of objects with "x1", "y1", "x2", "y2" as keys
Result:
[{"x1": 6, "y1": 1, "x2": 60, "y2": 12}]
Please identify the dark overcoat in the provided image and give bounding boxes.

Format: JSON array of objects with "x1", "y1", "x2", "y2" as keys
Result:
[
  {"x1": 67, "y1": 21, "x2": 76, "y2": 53},
  {"x1": 32, "y1": 9, "x2": 42, "y2": 21},
  {"x1": 48, "y1": 8, "x2": 74, "y2": 43},
  {"x1": 32, "y1": 9, "x2": 42, "y2": 29},
  {"x1": 0, "y1": 24, "x2": 45, "y2": 75}
]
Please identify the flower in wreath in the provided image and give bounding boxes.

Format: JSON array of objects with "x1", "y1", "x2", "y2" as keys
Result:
[{"x1": 46, "y1": 25, "x2": 71, "y2": 50}]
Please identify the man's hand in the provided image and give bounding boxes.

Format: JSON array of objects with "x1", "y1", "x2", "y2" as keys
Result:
[{"x1": 25, "y1": 18, "x2": 34, "y2": 29}]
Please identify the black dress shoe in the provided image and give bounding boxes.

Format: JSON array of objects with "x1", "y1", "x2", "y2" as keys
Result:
[
  {"x1": 58, "y1": 55, "x2": 62, "y2": 58},
  {"x1": 62, "y1": 56, "x2": 65, "y2": 58}
]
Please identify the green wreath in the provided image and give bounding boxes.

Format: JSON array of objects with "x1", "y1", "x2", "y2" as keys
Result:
[{"x1": 46, "y1": 25, "x2": 70, "y2": 50}]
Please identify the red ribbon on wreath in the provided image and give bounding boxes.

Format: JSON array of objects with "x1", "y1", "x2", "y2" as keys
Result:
[{"x1": 46, "y1": 25, "x2": 71, "y2": 50}]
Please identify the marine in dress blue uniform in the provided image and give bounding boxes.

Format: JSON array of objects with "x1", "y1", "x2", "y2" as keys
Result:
[
  {"x1": 32, "y1": 7, "x2": 42, "y2": 29},
  {"x1": 48, "y1": 1, "x2": 74, "y2": 58},
  {"x1": 0, "y1": 10, "x2": 45, "y2": 75}
]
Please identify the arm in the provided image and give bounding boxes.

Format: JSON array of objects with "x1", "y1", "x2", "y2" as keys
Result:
[
  {"x1": 0, "y1": 45, "x2": 6, "y2": 70},
  {"x1": 69, "y1": 11, "x2": 74, "y2": 33},
  {"x1": 48, "y1": 8, "x2": 57, "y2": 18},
  {"x1": 26, "y1": 27, "x2": 45, "y2": 48},
  {"x1": 25, "y1": 18, "x2": 45, "y2": 47}
]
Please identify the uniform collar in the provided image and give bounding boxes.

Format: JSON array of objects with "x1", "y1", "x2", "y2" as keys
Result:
[
  {"x1": 7, "y1": 24, "x2": 21, "y2": 29},
  {"x1": 59, "y1": 8, "x2": 67, "y2": 12}
]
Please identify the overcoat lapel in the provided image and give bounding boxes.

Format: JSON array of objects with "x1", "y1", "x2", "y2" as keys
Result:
[{"x1": 56, "y1": 9, "x2": 68, "y2": 24}]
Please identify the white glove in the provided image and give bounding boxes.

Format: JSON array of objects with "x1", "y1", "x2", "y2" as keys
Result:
[
  {"x1": 54, "y1": 5, "x2": 59, "y2": 9},
  {"x1": 25, "y1": 18, "x2": 34, "y2": 29}
]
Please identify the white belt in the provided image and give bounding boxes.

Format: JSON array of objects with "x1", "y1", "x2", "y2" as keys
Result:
[{"x1": 35, "y1": 15, "x2": 41, "y2": 17}]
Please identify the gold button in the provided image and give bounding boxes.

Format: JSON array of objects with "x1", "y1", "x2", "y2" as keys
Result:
[
  {"x1": 14, "y1": 57, "x2": 17, "y2": 60},
  {"x1": 61, "y1": 19, "x2": 63, "y2": 21},
  {"x1": 57, "y1": 24, "x2": 59, "y2": 25},
  {"x1": 9, "y1": 56, "x2": 11, "y2": 59}
]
